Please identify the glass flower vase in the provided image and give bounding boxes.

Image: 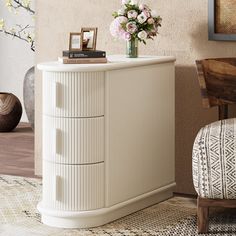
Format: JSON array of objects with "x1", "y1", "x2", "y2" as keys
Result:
[{"x1": 126, "y1": 38, "x2": 138, "y2": 58}]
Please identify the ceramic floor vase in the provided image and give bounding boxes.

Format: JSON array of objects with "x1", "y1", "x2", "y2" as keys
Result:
[
  {"x1": 23, "y1": 66, "x2": 35, "y2": 130},
  {"x1": 0, "y1": 93, "x2": 22, "y2": 132}
]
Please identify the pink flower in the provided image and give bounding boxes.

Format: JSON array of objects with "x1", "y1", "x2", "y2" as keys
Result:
[
  {"x1": 116, "y1": 16, "x2": 128, "y2": 24},
  {"x1": 110, "y1": 19, "x2": 126, "y2": 39},
  {"x1": 123, "y1": 32, "x2": 131, "y2": 41},
  {"x1": 142, "y1": 9, "x2": 151, "y2": 18},
  {"x1": 110, "y1": 1, "x2": 162, "y2": 42},
  {"x1": 151, "y1": 10, "x2": 158, "y2": 18},
  {"x1": 126, "y1": 22, "x2": 138, "y2": 34},
  {"x1": 127, "y1": 10, "x2": 138, "y2": 19},
  {"x1": 139, "y1": 4, "x2": 145, "y2": 10},
  {"x1": 147, "y1": 17, "x2": 155, "y2": 24},
  {"x1": 139, "y1": 4, "x2": 150, "y2": 11}
]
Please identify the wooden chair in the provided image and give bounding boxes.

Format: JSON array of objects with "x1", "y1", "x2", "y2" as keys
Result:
[
  {"x1": 196, "y1": 58, "x2": 236, "y2": 120},
  {"x1": 194, "y1": 58, "x2": 236, "y2": 234}
]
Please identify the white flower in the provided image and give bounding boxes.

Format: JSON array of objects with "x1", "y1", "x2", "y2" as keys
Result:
[
  {"x1": 127, "y1": 10, "x2": 138, "y2": 19},
  {"x1": 27, "y1": 33, "x2": 33, "y2": 42},
  {"x1": 0, "y1": 19, "x2": 4, "y2": 30},
  {"x1": 138, "y1": 30, "x2": 147, "y2": 40},
  {"x1": 10, "y1": 27, "x2": 15, "y2": 33},
  {"x1": 151, "y1": 10, "x2": 158, "y2": 18},
  {"x1": 118, "y1": 7, "x2": 126, "y2": 16},
  {"x1": 22, "y1": 0, "x2": 31, "y2": 8},
  {"x1": 137, "y1": 13, "x2": 147, "y2": 24},
  {"x1": 122, "y1": 0, "x2": 130, "y2": 5},
  {"x1": 5, "y1": 0, "x2": 12, "y2": 7},
  {"x1": 130, "y1": 0, "x2": 138, "y2": 5}
]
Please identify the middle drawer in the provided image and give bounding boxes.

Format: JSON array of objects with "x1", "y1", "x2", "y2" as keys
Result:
[{"x1": 43, "y1": 115, "x2": 105, "y2": 164}]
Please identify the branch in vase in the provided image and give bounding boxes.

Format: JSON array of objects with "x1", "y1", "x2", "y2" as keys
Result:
[
  {"x1": 9, "y1": 0, "x2": 35, "y2": 14},
  {"x1": 16, "y1": 24, "x2": 34, "y2": 34},
  {"x1": 0, "y1": 28, "x2": 35, "y2": 51}
]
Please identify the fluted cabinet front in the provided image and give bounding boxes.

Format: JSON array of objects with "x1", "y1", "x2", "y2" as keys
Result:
[
  {"x1": 42, "y1": 70, "x2": 105, "y2": 212},
  {"x1": 43, "y1": 116, "x2": 105, "y2": 164},
  {"x1": 43, "y1": 71, "x2": 105, "y2": 117},
  {"x1": 43, "y1": 162, "x2": 105, "y2": 211}
]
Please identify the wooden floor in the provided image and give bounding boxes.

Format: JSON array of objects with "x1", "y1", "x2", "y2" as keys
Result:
[{"x1": 0, "y1": 122, "x2": 36, "y2": 178}]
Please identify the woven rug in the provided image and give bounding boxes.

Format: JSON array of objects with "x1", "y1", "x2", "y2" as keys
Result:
[{"x1": 0, "y1": 175, "x2": 235, "y2": 236}]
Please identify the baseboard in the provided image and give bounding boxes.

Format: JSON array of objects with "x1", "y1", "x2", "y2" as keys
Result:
[{"x1": 37, "y1": 182, "x2": 176, "y2": 228}]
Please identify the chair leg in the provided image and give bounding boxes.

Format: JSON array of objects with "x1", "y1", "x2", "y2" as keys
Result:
[
  {"x1": 218, "y1": 104, "x2": 228, "y2": 120},
  {"x1": 197, "y1": 197, "x2": 209, "y2": 234}
]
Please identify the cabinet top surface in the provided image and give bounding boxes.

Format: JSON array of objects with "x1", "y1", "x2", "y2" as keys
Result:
[{"x1": 37, "y1": 55, "x2": 176, "y2": 72}]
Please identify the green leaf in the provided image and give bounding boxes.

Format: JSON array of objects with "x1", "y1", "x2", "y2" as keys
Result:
[
  {"x1": 112, "y1": 12, "x2": 118, "y2": 18},
  {"x1": 125, "y1": 4, "x2": 140, "y2": 13}
]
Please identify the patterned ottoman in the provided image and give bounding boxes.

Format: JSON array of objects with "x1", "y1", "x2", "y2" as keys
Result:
[{"x1": 192, "y1": 118, "x2": 236, "y2": 233}]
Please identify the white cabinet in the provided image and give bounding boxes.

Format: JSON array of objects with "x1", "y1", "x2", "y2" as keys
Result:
[{"x1": 37, "y1": 55, "x2": 176, "y2": 228}]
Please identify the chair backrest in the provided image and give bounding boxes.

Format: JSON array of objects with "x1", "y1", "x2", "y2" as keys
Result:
[{"x1": 196, "y1": 58, "x2": 236, "y2": 108}]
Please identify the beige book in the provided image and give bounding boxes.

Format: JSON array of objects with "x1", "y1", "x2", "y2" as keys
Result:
[{"x1": 58, "y1": 57, "x2": 107, "y2": 64}]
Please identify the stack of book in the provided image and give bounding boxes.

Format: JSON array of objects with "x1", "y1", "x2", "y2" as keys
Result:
[{"x1": 59, "y1": 50, "x2": 107, "y2": 64}]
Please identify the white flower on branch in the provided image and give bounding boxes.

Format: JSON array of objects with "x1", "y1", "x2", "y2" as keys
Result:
[
  {"x1": 5, "y1": 0, "x2": 35, "y2": 14},
  {"x1": 22, "y1": 0, "x2": 31, "y2": 8},
  {"x1": 0, "y1": 19, "x2": 5, "y2": 30},
  {"x1": 5, "y1": 0, "x2": 12, "y2": 7},
  {"x1": 0, "y1": 0, "x2": 35, "y2": 51},
  {"x1": 10, "y1": 27, "x2": 16, "y2": 34}
]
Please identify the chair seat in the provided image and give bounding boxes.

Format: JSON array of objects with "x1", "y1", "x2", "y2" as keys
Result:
[{"x1": 193, "y1": 118, "x2": 236, "y2": 199}]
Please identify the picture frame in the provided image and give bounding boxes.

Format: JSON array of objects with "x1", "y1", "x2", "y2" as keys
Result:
[
  {"x1": 81, "y1": 27, "x2": 97, "y2": 51},
  {"x1": 69, "y1": 33, "x2": 82, "y2": 51},
  {"x1": 208, "y1": 0, "x2": 236, "y2": 41}
]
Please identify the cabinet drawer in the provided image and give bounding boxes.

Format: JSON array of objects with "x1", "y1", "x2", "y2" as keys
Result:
[
  {"x1": 43, "y1": 71, "x2": 105, "y2": 117},
  {"x1": 42, "y1": 161, "x2": 105, "y2": 211},
  {"x1": 43, "y1": 115, "x2": 104, "y2": 164}
]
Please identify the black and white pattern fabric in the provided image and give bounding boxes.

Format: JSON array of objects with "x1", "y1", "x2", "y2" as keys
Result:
[{"x1": 192, "y1": 118, "x2": 236, "y2": 199}]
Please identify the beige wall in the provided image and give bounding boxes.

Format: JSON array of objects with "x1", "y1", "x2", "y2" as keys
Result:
[{"x1": 36, "y1": 0, "x2": 236, "y2": 194}]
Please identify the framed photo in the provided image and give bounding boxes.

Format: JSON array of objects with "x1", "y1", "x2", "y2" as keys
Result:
[
  {"x1": 209, "y1": 0, "x2": 236, "y2": 41},
  {"x1": 69, "y1": 33, "x2": 82, "y2": 51},
  {"x1": 81, "y1": 27, "x2": 97, "y2": 51}
]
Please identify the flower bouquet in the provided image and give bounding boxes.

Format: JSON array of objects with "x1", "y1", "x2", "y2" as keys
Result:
[{"x1": 110, "y1": 0, "x2": 162, "y2": 58}]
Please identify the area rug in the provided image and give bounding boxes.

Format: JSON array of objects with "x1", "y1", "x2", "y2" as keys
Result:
[{"x1": 0, "y1": 175, "x2": 235, "y2": 236}]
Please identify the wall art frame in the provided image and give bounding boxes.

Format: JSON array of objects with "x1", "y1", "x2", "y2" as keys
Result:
[{"x1": 208, "y1": 0, "x2": 236, "y2": 41}]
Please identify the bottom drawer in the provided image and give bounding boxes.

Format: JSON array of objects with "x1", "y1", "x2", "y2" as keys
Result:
[{"x1": 42, "y1": 161, "x2": 104, "y2": 211}]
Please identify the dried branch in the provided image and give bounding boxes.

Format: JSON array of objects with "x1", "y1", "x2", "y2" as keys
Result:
[
  {"x1": 10, "y1": 0, "x2": 35, "y2": 14},
  {"x1": 0, "y1": 0, "x2": 35, "y2": 51},
  {"x1": 0, "y1": 27, "x2": 35, "y2": 51}
]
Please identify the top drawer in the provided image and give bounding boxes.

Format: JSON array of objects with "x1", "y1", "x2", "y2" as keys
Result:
[{"x1": 43, "y1": 71, "x2": 105, "y2": 117}]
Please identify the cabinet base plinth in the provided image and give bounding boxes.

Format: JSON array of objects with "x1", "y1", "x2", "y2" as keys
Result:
[{"x1": 37, "y1": 183, "x2": 175, "y2": 229}]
